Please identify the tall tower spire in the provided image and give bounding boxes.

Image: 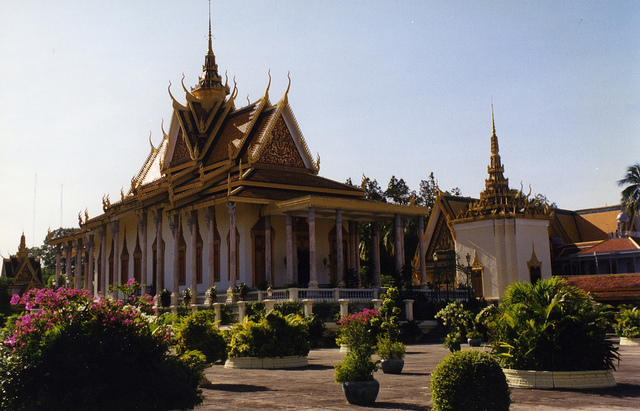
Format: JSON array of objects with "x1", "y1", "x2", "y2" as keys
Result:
[
  {"x1": 480, "y1": 105, "x2": 511, "y2": 208},
  {"x1": 192, "y1": 0, "x2": 229, "y2": 100}
]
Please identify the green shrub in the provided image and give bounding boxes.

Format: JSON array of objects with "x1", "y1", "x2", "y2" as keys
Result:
[
  {"x1": 304, "y1": 314, "x2": 326, "y2": 348},
  {"x1": 175, "y1": 311, "x2": 228, "y2": 364},
  {"x1": 614, "y1": 305, "x2": 640, "y2": 338},
  {"x1": 334, "y1": 309, "x2": 380, "y2": 383},
  {"x1": 1, "y1": 288, "x2": 203, "y2": 410},
  {"x1": 488, "y1": 277, "x2": 619, "y2": 371},
  {"x1": 430, "y1": 350, "x2": 510, "y2": 411},
  {"x1": 273, "y1": 300, "x2": 303, "y2": 316},
  {"x1": 435, "y1": 302, "x2": 474, "y2": 352},
  {"x1": 376, "y1": 335, "x2": 405, "y2": 359},
  {"x1": 226, "y1": 311, "x2": 309, "y2": 358},
  {"x1": 312, "y1": 301, "x2": 340, "y2": 322},
  {"x1": 334, "y1": 351, "x2": 378, "y2": 383}
]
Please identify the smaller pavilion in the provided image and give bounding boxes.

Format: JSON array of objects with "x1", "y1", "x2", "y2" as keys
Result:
[{"x1": 1, "y1": 234, "x2": 44, "y2": 295}]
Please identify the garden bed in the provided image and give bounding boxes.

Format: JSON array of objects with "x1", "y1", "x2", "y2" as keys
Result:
[
  {"x1": 223, "y1": 356, "x2": 308, "y2": 369},
  {"x1": 503, "y1": 368, "x2": 616, "y2": 389}
]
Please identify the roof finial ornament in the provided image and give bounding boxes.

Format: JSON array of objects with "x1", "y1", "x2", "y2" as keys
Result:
[
  {"x1": 208, "y1": 0, "x2": 213, "y2": 56},
  {"x1": 149, "y1": 131, "x2": 156, "y2": 152},
  {"x1": 491, "y1": 102, "x2": 496, "y2": 137}
]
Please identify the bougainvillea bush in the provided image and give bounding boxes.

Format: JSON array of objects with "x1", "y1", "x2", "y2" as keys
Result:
[
  {"x1": 0, "y1": 287, "x2": 203, "y2": 411},
  {"x1": 334, "y1": 309, "x2": 381, "y2": 383}
]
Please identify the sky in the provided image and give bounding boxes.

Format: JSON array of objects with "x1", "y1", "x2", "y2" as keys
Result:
[{"x1": 1, "y1": 1, "x2": 639, "y2": 255}]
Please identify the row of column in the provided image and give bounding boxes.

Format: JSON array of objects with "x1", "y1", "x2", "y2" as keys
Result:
[{"x1": 53, "y1": 204, "x2": 428, "y2": 295}]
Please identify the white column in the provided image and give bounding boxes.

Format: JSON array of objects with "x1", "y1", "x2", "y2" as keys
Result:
[
  {"x1": 336, "y1": 210, "x2": 344, "y2": 286},
  {"x1": 308, "y1": 208, "x2": 318, "y2": 288},
  {"x1": 55, "y1": 244, "x2": 61, "y2": 288},
  {"x1": 285, "y1": 212, "x2": 294, "y2": 284},
  {"x1": 394, "y1": 214, "x2": 403, "y2": 274},
  {"x1": 99, "y1": 226, "x2": 107, "y2": 295},
  {"x1": 154, "y1": 209, "x2": 164, "y2": 294},
  {"x1": 372, "y1": 222, "x2": 381, "y2": 287},
  {"x1": 264, "y1": 214, "x2": 272, "y2": 286},
  {"x1": 419, "y1": 216, "x2": 426, "y2": 286},
  {"x1": 137, "y1": 211, "x2": 148, "y2": 293},
  {"x1": 111, "y1": 220, "x2": 120, "y2": 290},
  {"x1": 188, "y1": 210, "x2": 198, "y2": 300},
  {"x1": 227, "y1": 202, "x2": 237, "y2": 288},
  {"x1": 65, "y1": 241, "x2": 72, "y2": 287},
  {"x1": 86, "y1": 234, "x2": 94, "y2": 293},
  {"x1": 205, "y1": 207, "x2": 216, "y2": 287},
  {"x1": 74, "y1": 238, "x2": 83, "y2": 289}
]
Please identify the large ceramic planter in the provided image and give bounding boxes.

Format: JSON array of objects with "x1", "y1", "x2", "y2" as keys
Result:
[
  {"x1": 223, "y1": 356, "x2": 308, "y2": 369},
  {"x1": 503, "y1": 368, "x2": 616, "y2": 389},
  {"x1": 619, "y1": 337, "x2": 640, "y2": 346},
  {"x1": 380, "y1": 358, "x2": 404, "y2": 374},
  {"x1": 467, "y1": 338, "x2": 482, "y2": 347},
  {"x1": 341, "y1": 379, "x2": 379, "y2": 406}
]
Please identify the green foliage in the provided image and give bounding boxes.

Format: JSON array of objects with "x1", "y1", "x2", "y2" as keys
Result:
[
  {"x1": 617, "y1": 164, "x2": 640, "y2": 215},
  {"x1": 312, "y1": 301, "x2": 340, "y2": 322},
  {"x1": 0, "y1": 289, "x2": 203, "y2": 410},
  {"x1": 175, "y1": 311, "x2": 227, "y2": 364},
  {"x1": 376, "y1": 335, "x2": 405, "y2": 359},
  {"x1": 334, "y1": 351, "x2": 378, "y2": 383},
  {"x1": 273, "y1": 300, "x2": 303, "y2": 316},
  {"x1": 0, "y1": 278, "x2": 13, "y2": 326},
  {"x1": 182, "y1": 287, "x2": 192, "y2": 306},
  {"x1": 614, "y1": 305, "x2": 640, "y2": 338},
  {"x1": 435, "y1": 302, "x2": 474, "y2": 352},
  {"x1": 379, "y1": 286, "x2": 402, "y2": 339},
  {"x1": 334, "y1": 309, "x2": 380, "y2": 383},
  {"x1": 226, "y1": 311, "x2": 309, "y2": 358},
  {"x1": 430, "y1": 350, "x2": 510, "y2": 411},
  {"x1": 158, "y1": 288, "x2": 171, "y2": 308},
  {"x1": 488, "y1": 277, "x2": 619, "y2": 371},
  {"x1": 205, "y1": 286, "x2": 217, "y2": 304}
]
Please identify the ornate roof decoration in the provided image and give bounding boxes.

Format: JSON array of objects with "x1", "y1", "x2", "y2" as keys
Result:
[{"x1": 454, "y1": 107, "x2": 553, "y2": 222}]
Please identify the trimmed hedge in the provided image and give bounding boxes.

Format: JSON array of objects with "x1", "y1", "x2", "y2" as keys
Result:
[{"x1": 430, "y1": 350, "x2": 510, "y2": 411}]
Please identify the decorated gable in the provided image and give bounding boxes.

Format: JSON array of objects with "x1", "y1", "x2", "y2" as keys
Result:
[{"x1": 256, "y1": 115, "x2": 306, "y2": 168}]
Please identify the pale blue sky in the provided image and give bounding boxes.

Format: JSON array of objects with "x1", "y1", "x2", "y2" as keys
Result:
[{"x1": 1, "y1": 1, "x2": 639, "y2": 255}]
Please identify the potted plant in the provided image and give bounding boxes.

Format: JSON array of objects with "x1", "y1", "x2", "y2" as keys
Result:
[
  {"x1": 466, "y1": 329, "x2": 482, "y2": 347},
  {"x1": 488, "y1": 277, "x2": 620, "y2": 389},
  {"x1": 182, "y1": 287, "x2": 192, "y2": 307},
  {"x1": 334, "y1": 309, "x2": 380, "y2": 405},
  {"x1": 435, "y1": 301, "x2": 473, "y2": 352},
  {"x1": 614, "y1": 305, "x2": 640, "y2": 346},
  {"x1": 377, "y1": 286, "x2": 406, "y2": 373},
  {"x1": 205, "y1": 286, "x2": 217, "y2": 306}
]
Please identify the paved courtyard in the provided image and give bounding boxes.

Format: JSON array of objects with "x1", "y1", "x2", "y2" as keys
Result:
[{"x1": 197, "y1": 342, "x2": 640, "y2": 410}]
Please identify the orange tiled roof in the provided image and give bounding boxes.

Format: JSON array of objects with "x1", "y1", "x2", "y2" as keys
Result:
[
  {"x1": 563, "y1": 274, "x2": 640, "y2": 301},
  {"x1": 577, "y1": 238, "x2": 640, "y2": 254}
]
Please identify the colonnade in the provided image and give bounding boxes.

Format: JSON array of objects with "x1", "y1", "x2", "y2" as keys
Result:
[{"x1": 53, "y1": 202, "x2": 428, "y2": 298}]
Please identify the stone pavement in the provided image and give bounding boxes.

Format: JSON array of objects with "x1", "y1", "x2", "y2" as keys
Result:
[{"x1": 196, "y1": 342, "x2": 640, "y2": 410}]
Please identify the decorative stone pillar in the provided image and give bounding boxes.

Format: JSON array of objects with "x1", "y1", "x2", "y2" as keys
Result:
[
  {"x1": 86, "y1": 234, "x2": 94, "y2": 293},
  {"x1": 154, "y1": 209, "x2": 164, "y2": 294},
  {"x1": 170, "y1": 213, "x2": 180, "y2": 296},
  {"x1": 110, "y1": 220, "x2": 120, "y2": 291},
  {"x1": 418, "y1": 216, "x2": 426, "y2": 286},
  {"x1": 205, "y1": 207, "x2": 216, "y2": 288},
  {"x1": 336, "y1": 210, "x2": 344, "y2": 286},
  {"x1": 137, "y1": 211, "x2": 148, "y2": 293},
  {"x1": 338, "y1": 298, "x2": 349, "y2": 318},
  {"x1": 285, "y1": 211, "x2": 294, "y2": 284},
  {"x1": 302, "y1": 299, "x2": 314, "y2": 317},
  {"x1": 187, "y1": 209, "x2": 198, "y2": 304},
  {"x1": 394, "y1": 214, "x2": 403, "y2": 275},
  {"x1": 372, "y1": 222, "x2": 381, "y2": 287},
  {"x1": 264, "y1": 214, "x2": 272, "y2": 286},
  {"x1": 99, "y1": 226, "x2": 107, "y2": 295},
  {"x1": 74, "y1": 238, "x2": 83, "y2": 290},
  {"x1": 227, "y1": 202, "x2": 237, "y2": 290},
  {"x1": 65, "y1": 241, "x2": 72, "y2": 287},
  {"x1": 55, "y1": 244, "x2": 61, "y2": 288},
  {"x1": 404, "y1": 299, "x2": 415, "y2": 321},
  {"x1": 308, "y1": 208, "x2": 318, "y2": 288}
]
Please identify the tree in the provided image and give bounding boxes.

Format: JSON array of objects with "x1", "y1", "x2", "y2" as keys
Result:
[
  {"x1": 384, "y1": 176, "x2": 411, "y2": 205},
  {"x1": 29, "y1": 227, "x2": 77, "y2": 287},
  {"x1": 618, "y1": 164, "x2": 640, "y2": 215}
]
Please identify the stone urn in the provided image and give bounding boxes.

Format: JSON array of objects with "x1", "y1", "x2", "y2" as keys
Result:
[
  {"x1": 380, "y1": 358, "x2": 404, "y2": 374},
  {"x1": 341, "y1": 379, "x2": 380, "y2": 406}
]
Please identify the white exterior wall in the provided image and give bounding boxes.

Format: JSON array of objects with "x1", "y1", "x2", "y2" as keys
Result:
[{"x1": 453, "y1": 217, "x2": 551, "y2": 299}]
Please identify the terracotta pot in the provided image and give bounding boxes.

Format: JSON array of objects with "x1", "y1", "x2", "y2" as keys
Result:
[
  {"x1": 380, "y1": 358, "x2": 404, "y2": 374},
  {"x1": 341, "y1": 379, "x2": 379, "y2": 406}
]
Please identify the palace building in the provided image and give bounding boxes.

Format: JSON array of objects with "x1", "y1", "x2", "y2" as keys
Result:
[{"x1": 49, "y1": 18, "x2": 430, "y2": 300}]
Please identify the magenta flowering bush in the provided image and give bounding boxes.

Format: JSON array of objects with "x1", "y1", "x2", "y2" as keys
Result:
[
  {"x1": 336, "y1": 308, "x2": 381, "y2": 350},
  {"x1": 0, "y1": 287, "x2": 202, "y2": 410},
  {"x1": 108, "y1": 279, "x2": 155, "y2": 314}
]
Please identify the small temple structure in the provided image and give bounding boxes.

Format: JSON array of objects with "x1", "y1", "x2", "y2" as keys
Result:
[
  {"x1": 415, "y1": 111, "x2": 640, "y2": 301},
  {"x1": 49, "y1": 13, "x2": 430, "y2": 301},
  {"x1": 1, "y1": 234, "x2": 44, "y2": 295}
]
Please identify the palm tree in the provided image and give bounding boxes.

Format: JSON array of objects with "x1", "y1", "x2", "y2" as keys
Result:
[{"x1": 618, "y1": 164, "x2": 640, "y2": 215}]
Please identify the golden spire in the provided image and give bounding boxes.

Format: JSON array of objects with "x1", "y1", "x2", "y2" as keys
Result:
[
  {"x1": 191, "y1": 0, "x2": 230, "y2": 100},
  {"x1": 480, "y1": 105, "x2": 511, "y2": 208}
]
